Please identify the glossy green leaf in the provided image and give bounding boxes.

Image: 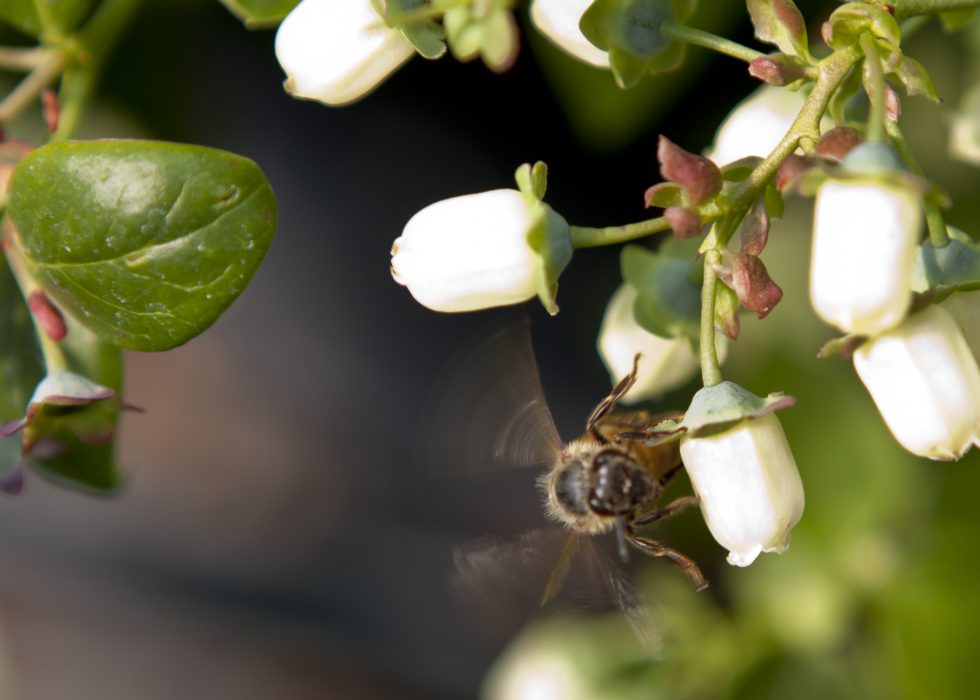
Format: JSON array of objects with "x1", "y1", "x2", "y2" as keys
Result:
[
  {"x1": 621, "y1": 244, "x2": 701, "y2": 341},
  {"x1": 7, "y1": 140, "x2": 277, "y2": 352},
  {"x1": 0, "y1": 0, "x2": 97, "y2": 37},
  {"x1": 217, "y1": 0, "x2": 300, "y2": 29},
  {"x1": 746, "y1": 0, "x2": 810, "y2": 61}
]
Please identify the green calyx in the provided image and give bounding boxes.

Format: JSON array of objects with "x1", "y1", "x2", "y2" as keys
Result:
[
  {"x1": 580, "y1": 0, "x2": 695, "y2": 88},
  {"x1": 679, "y1": 380, "x2": 795, "y2": 437},
  {"x1": 515, "y1": 162, "x2": 572, "y2": 316},
  {"x1": 374, "y1": 0, "x2": 447, "y2": 59}
]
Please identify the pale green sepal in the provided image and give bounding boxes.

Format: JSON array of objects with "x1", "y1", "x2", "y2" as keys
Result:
[
  {"x1": 381, "y1": 0, "x2": 447, "y2": 59},
  {"x1": 912, "y1": 232, "x2": 980, "y2": 295},
  {"x1": 516, "y1": 162, "x2": 572, "y2": 315},
  {"x1": 678, "y1": 381, "x2": 795, "y2": 438}
]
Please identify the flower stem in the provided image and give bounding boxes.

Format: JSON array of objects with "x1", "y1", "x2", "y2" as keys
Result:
[
  {"x1": 53, "y1": 0, "x2": 141, "y2": 141},
  {"x1": 860, "y1": 33, "x2": 886, "y2": 144},
  {"x1": 0, "y1": 46, "x2": 53, "y2": 72},
  {"x1": 885, "y1": 118, "x2": 950, "y2": 247},
  {"x1": 2, "y1": 227, "x2": 69, "y2": 374},
  {"x1": 700, "y1": 246, "x2": 723, "y2": 388},
  {"x1": 569, "y1": 217, "x2": 672, "y2": 249},
  {"x1": 0, "y1": 51, "x2": 65, "y2": 125},
  {"x1": 890, "y1": 0, "x2": 980, "y2": 19},
  {"x1": 660, "y1": 21, "x2": 764, "y2": 64}
]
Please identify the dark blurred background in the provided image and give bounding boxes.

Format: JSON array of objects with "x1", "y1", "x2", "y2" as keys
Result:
[{"x1": 0, "y1": 1, "x2": 979, "y2": 698}]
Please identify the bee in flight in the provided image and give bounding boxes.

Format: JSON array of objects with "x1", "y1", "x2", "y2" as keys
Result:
[
  {"x1": 427, "y1": 321, "x2": 708, "y2": 621},
  {"x1": 538, "y1": 353, "x2": 707, "y2": 600}
]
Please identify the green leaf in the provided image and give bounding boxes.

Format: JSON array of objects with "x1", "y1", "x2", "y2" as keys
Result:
[
  {"x1": 7, "y1": 140, "x2": 277, "y2": 352},
  {"x1": 621, "y1": 244, "x2": 701, "y2": 341},
  {"x1": 217, "y1": 0, "x2": 300, "y2": 29},
  {"x1": 0, "y1": 0, "x2": 97, "y2": 37},
  {"x1": 913, "y1": 238, "x2": 980, "y2": 294},
  {"x1": 746, "y1": 0, "x2": 810, "y2": 61}
]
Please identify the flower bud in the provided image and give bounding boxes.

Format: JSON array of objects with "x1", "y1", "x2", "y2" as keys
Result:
[
  {"x1": 810, "y1": 174, "x2": 922, "y2": 335},
  {"x1": 853, "y1": 305, "x2": 980, "y2": 461},
  {"x1": 597, "y1": 284, "x2": 727, "y2": 402},
  {"x1": 530, "y1": 0, "x2": 610, "y2": 68},
  {"x1": 681, "y1": 412, "x2": 804, "y2": 567},
  {"x1": 391, "y1": 189, "x2": 570, "y2": 313},
  {"x1": 275, "y1": 0, "x2": 415, "y2": 106}
]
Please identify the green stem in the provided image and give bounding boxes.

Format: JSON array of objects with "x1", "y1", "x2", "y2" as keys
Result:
[
  {"x1": 53, "y1": 0, "x2": 141, "y2": 141},
  {"x1": 726, "y1": 45, "x2": 862, "y2": 226},
  {"x1": 570, "y1": 217, "x2": 672, "y2": 249},
  {"x1": 0, "y1": 46, "x2": 53, "y2": 72},
  {"x1": 860, "y1": 33, "x2": 886, "y2": 144},
  {"x1": 700, "y1": 246, "x2": 723, "y2": 388},
  {"x1": 3, "y1": 228, "x2": 69, "y2": 374},
  {"x1": 660, "y1": 21, "x2": 764, "y2": 64},
  {"x1": 890, "y1": 0, "x2": 980, "y2": 19},
  {"x1": 885, "y1": 118, "x2": 949, "y2": 247},
  {"x1": 0, "y1": 51, "x2": 65, "y2": 125}
]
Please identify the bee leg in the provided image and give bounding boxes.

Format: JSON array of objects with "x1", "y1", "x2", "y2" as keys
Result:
[
  {"x1": 657, "y1": 462, "x2": 684, "y2": 488},
  {"x1": 586, "y1": 353, "x2": 641, "y2": 440},
  {"x1": 632, "y1": 495, "x2": 699, "y2": 527},
  {"x1": 627, "y1": 534, "x2": 709, "y2": 591}
]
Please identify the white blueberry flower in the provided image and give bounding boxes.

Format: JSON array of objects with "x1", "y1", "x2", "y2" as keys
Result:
[
  {"x1": 853, "y1": 304, "x2": 980, "y2": 461},
  {"x1": 810, "y1": 178, "x2": 922, "y2": 335},
  {"x1": 530, "y1": 0, "x2": 610, "y2": 68},
  {"x1": 597, "y1": 283, "x2": 727, "y2": 402},
  {"x1": 709, "y1": 87, "x2": 812, "y2": 166},
  {"x1": 391, "y1": 188, "x2": 570, "y2": 313},
  {"x1": 681, "y1": 412, "x2": 805, "y2": 567},
  {"x1": 274, "y1": 0, "x2": 416, "y2": 106}
]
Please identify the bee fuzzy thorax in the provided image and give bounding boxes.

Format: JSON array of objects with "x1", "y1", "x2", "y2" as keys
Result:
[{"x1": 539, "y1": 438, "x2": 658, "y2": 536}]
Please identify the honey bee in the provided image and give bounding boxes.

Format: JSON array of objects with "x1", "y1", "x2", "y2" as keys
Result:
[
  {"x1": 537, "y1": 354, "x2": 708, "y2": 597},
  {"x1": 426, "y1": 320, "x2": 707, "y2": 626}
]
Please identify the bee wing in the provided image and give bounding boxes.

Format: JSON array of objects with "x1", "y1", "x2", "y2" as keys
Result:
[
  {"x1": 420, "y1": 319, "x2": 562, "y2": 477},
  {"x1": 452, "y1": 530, "x2": 663, "y2": 656}
]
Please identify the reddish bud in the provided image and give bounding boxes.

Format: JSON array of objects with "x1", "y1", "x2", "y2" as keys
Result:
[
  {"x1": 28, "y1": 290, "x2": 67, "y2": 341},
  {"x1": 738, "y1": 200, "x2": 770, "y2": 257},
  {"x1": 815, "y1": 127, "x2": 863, "y2": 162},
  {"x1": 773, "y1": 0, "x2": 807, "y2": 39},
  {"x1": 664, "y1": 207, "x2": 702, "y2": 239},
  {"x1": 748, "y1": 54, "x2": 805, "y2": 86},
  {"x1": 658, "y1": 136, "x2": 722, "y2": 206},
  {"x1": 732, "y1": 254, "x2": 783, "y2": 319},
  {"x1": 885, "y1": 84, "x2": 901, "y2": 121},
  {"x1": 41, "y1": 89, "x2": 59, "y2": 134},
  {"x1": 775, "y1": 154, "x2": 809, "y2": 192}
]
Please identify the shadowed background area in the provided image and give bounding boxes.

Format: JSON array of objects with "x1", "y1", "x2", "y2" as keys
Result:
[{"x1": 0, "y1": 1, "x2": 979, "y2": 698}]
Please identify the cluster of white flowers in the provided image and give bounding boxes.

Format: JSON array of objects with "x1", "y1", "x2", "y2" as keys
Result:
[
  {"x1": 808, "y1": 145, "x2": 979, "y2": 461},
  {"x1": 273, "y1": 0, "x2": 612, "y2": 108}
]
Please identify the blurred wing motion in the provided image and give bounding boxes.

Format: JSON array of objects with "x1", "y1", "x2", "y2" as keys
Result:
[
  {"x1": 419, "y1": 319, "x2": 562, "y2": 477},
  {"x1": 452, "y1": 529, "x2": 663, "y2": 655}
]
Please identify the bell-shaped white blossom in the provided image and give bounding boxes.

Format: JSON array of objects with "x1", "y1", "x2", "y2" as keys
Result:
[
  {"x1": 391, "y1": 190, "x2": 541, "y2": 312},
  {"x1": 853, "y1": 305, "x2": 980, "y2": 461},
  {"x1": 810, "y1": 180, "x2": 922, "y2": 335},
  {"x1": 709, "y1": 87, "x2": 821, "y2": 166},
  {"x1": 275, "y1": 0, "x2": 415, "y2": 106},
  {"x1": 530, "y1": 0, "x2": 610, "y2": 68},
  {"x1": 597, "y1": 283, "x2": 727, "y2": 402},
  {"x1": 681, "y1": 414, "x2": 804, "y2": 567}
]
